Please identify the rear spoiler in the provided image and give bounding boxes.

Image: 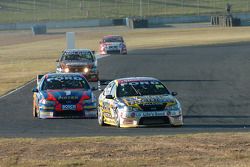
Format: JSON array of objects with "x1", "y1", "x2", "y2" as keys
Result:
[{"x1": 37, "y1": 74, "x2": 44, "y2": 85}]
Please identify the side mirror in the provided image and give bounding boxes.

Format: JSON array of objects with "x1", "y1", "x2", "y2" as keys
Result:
[
  {"x1": 56, "y1": 59, "x2": 59, "y2": 62},
  {"x1": 105, "y1": 95, "x2": 114, "y2": 99},
  {"x1": 32, "y1": 88, "x2": 39, "y2": 93},
  {"x1": 171, "y1": 92, "x2": 178, "y2": 96}
]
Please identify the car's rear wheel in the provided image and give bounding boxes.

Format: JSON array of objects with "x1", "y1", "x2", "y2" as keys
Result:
[{"x1": 98, "y1": 108, "x2": 106, "y2": 126}]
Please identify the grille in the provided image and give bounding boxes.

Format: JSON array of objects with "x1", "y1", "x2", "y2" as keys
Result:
[
  {"x1": 68, "y1": 67, "x2": 84, "y2": 73},
  {"x1": 139, "y1": 116, "x2": 169, "y2": 125},
  {"x1": 139, "y1": 104, "x2": 166, "y2": 111},
  {"x1": 107, "y1": 50, "x2": 121, "y2": 54}
]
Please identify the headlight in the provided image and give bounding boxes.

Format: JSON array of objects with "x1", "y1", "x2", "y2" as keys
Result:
[
  {"x1": 41, "y1": 99, "x2": 56, "y2": 106},
  {"x1": 83, "y1": 67, "x2": 89, "y2": 73},
  {"x1": 165, "y1": 100, "x2": 180, "y2": 110},
  {"x1": 64, "y1": 68, "x2": 70, "y2": 73},
  {"x1": 118, "y1": 105, "x2": 128, "y2": 112}
]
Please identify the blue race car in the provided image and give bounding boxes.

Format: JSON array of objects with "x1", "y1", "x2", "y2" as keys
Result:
[{"x1": 32, "y1": 73, "x2": 97, "y2": 119}]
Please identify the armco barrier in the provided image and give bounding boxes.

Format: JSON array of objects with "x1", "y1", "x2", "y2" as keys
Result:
[
  {"x1": 112, "y1": 19, "x2": 125, "y2": 26},
  {"x1": 1, "y1": 13, "x2": 250, "y2": 31}
]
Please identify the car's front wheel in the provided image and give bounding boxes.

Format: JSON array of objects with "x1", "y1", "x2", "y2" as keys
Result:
[
  {"x1": 98, "y1": 108, "x2": 106, "y2": 126},
  {"x1": 33, "y1": 105, "x2": 37, "y2": 118},
  {"x1": 115, "y1": 111, "x2": 120, "y2": 128}
]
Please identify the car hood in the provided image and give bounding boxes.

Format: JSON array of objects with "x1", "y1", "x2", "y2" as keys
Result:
[
  {"x1": 120, "y1": 95, "x2": 176, "y2": 106},
  {"x1": 41, "y1": 89, "x2": 91, "y2": 102}
]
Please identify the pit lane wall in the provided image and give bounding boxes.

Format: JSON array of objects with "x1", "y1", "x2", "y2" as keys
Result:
[{"x1": 1, "y1": 13, "x2": 250, "y2": 31}]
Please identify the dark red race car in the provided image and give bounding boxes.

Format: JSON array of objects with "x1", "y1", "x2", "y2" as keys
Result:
[
  {"x1": 56, "y1": 49, "x2": 99, "y2": 82},
  {"x1": 99, "y1": 35, "x2": 127, "y2": 55}
]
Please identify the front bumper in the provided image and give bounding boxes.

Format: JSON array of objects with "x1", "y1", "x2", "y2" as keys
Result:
[
  {"x1": 119, "y1": 110, "x2": 183, "y2": 128},
  {"x1": 100, "y1": 47, "x2": 127, "y2": 55},
  {"x1": 38, "y1": 106, "x2": 97, "y2": 119}
]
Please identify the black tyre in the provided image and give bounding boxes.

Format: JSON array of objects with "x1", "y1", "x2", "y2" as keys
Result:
[
  {"x1": 115, "y1": 111, "x2": 120, "y2": 128},
  {"x1": 98, "y1": 108, "x2": 106, "y2": 126},
  {"x1": 33, "y1": 105, "x2": 37, "y2": 118}
]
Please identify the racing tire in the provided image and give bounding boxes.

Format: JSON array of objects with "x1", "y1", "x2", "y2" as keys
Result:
[
  {"x1": 98, "y1": 108, "x2": 106, "y2": 126},
  {"x1": 115, "y1": 112, "x2": 121, "y2": 128},
  {"x1": 33, "y1": 106, "x2": 37, "y2": 118}
]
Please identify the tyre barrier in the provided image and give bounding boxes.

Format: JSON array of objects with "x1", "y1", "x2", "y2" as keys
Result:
[
  {"x1": 31, "y1": 24, "x2": 47, "y2": 35},
  {"x1": 211, "y1": 16, "x2": 241, "y2": 27},
  {"x1": 127, "y1": 17, "x2": 148, "y2": 29},
  {"x1": 112, "y1": 19, "x2": 125, "y2": 26}
]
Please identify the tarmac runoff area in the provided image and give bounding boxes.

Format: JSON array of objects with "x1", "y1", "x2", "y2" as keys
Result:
[{"x1": 0, "y1": 41, "x2": 250, "y2": 137}]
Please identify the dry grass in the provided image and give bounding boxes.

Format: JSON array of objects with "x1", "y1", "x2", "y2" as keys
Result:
[
  {"x1": 0, "y1": 133, "x2": 249, "y2": 166},
  {"x1": 2, "y1": 26, "x2": 250, "y2": 95}
]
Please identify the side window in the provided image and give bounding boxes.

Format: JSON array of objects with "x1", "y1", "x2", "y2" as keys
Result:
[{"x1": 110, "y1": 84, "x2": 116, "y2": 97}]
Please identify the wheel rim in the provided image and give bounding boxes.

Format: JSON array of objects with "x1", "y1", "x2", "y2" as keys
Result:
[{"x1": 98, "y1": 108, "x2": 103, "y2": 125}]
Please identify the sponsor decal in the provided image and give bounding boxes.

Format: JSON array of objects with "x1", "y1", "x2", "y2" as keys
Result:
[
  {"x1": 58, "y1": 96, "x2": 78, "y2": 100},
  {"x1": 65, "y1": 91, "x2": 71, "y2": 96},
  {"x1": 47, "y1": 76, "x2": 83, "y2": 82},
  {"x1": 123, "y1": 95, "x2": 174, "y2": 106}
]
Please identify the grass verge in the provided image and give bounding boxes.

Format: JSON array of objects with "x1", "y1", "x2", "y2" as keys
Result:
[{"x1": 0, "y1": 133, "x2": 250, "y2": 166}]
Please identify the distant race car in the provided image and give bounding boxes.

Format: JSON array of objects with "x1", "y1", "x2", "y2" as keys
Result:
[
  {"x1": 32, "y1": 73, "x2": 97, "y2": 119},
  {"x1": 56, "y1": 49, "x2": 99, "y2": 82},
  {"x1": 99, "y1": 35, "x2": 127, "y2": 55},
  {"x1": 98, "y1": 77, "x2": 183, "y2": 128}
]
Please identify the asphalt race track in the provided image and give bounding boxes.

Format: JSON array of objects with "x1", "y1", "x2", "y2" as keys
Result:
[{"x1": 1, "y1": 42, "x2": 250, "y2": 137}]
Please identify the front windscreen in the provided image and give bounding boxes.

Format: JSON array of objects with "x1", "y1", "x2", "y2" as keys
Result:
[
  {"x1": 117, "y1": 81, "x2": 170, "y2": 97},
  {"x1": 62, "y1": 51, "x2": 93, "y2": 61},
  {"x1": 41, "y1": 76, "x2": 90, "y2": 90},
  {"x1": 104, "y1": 36, "x2": 123, "y2": 43}
]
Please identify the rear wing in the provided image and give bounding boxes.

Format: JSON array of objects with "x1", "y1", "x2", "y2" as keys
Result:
[{"x1": 37, "y1": 74, "x2": 44, "y2": 85}]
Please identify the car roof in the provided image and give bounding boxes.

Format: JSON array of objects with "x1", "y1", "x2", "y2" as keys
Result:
[
  {"x1": 103, "y1": 35, "x2": 122, "y2": 39},
  {"x1": 115, "y1": 77, "x2": 159, "y2": 84},
  {"x1": 45, "y1": 73, "x2": 84, "y2": 78},
  {"x1": 63, "y1": 49, "x2": 92, "y2": 53}
]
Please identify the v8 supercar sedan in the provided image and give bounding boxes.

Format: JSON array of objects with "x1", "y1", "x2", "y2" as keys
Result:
[
  {"x1": 56, "y1": 49, "x2": 99, "y2": 82},
  {"x1": 99, "y1": 35, "x2": 127, "y2": 55},
  {"x1": 32, "y1": 73, "x2": 97, "y2": 119},
  {"x1": 98, "y1": 77, "x2": 183, "y2": 128}
]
